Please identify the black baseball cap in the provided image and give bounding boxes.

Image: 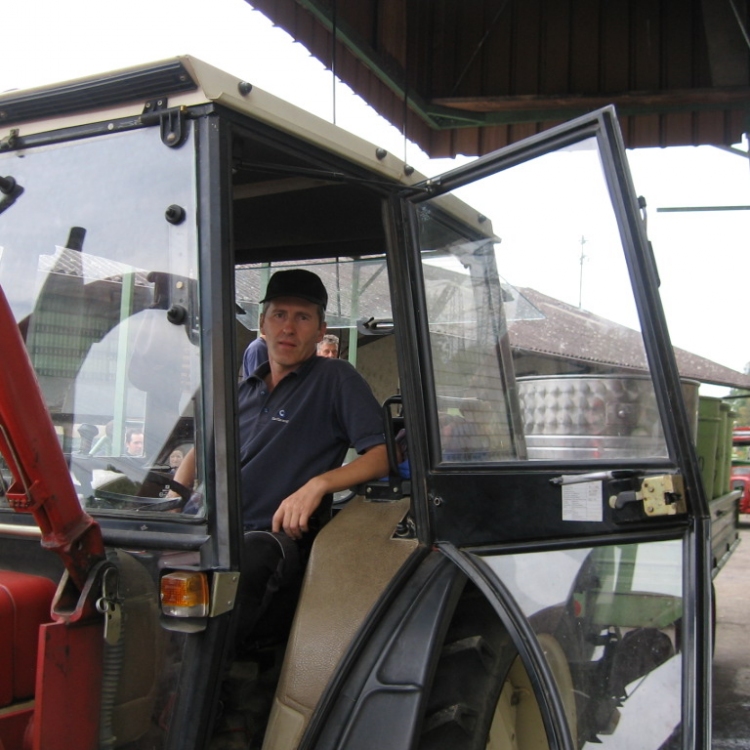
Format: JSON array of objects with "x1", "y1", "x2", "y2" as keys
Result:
[{"x1": 260, "y1": 269, "x2": 328, "y2": 309}]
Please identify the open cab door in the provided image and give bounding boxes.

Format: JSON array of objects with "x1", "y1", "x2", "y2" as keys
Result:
[{"x1": 385, "y1": 107, "x2": 709, "y2": 750}]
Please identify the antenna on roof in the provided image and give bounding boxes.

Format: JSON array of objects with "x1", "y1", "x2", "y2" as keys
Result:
[{"x1": 331, "y1": 0, "x2": 337, "y2": 125}]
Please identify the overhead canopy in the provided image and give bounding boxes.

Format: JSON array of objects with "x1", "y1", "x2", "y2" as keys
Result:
[{"x1": 249, "y1": 0, "x2": 750, "y2": 157}]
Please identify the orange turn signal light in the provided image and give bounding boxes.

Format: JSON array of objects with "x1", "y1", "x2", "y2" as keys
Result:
[{"x1": 161, "y1": 571, "x2": 209, "y2": 617}]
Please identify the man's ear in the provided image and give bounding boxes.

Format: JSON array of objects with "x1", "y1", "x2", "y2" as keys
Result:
[
  {"x1": 259, "y1": 313, "x2": 266, "y2": 336},
  {"x1": 317, "y1": 321, "x2": 327, "y2": 341}
]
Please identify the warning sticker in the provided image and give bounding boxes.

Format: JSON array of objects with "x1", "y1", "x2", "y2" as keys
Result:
[{"x1": 562, "y1": 481, "x2": 602, "y2": 522}]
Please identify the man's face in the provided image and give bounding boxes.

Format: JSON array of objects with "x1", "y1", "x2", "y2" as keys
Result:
[
  {"x1": 318, "y1": 342, "x2": 338, "y2": 358},
  {"x1": 126, "y1": 433, "x2": 144, "y2": 456},
  {"x1": 260, "y1": 297, "x2": 326, "y2": 372}
]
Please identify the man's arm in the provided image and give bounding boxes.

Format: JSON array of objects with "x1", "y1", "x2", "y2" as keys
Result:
[
  {"x1": 172, "y1": 447, "x2": 195, "y2": 489},
  {"x1": 272, "y1": 443, "x2": 389, "y2": 540}
]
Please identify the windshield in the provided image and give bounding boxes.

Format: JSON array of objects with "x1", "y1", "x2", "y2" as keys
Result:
[
  {"x1": 0, "y1": 127, "x2": 202, "y2": 518},
  {"x1": 417, "y1": 137, "x2": 695, "y2": 466}
]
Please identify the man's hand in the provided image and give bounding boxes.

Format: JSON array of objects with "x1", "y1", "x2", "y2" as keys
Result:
[
  {"x1": 272, "y1": 444, "x2": 389, "y2": 540},
  {"x1": 272, "y1": 476, "x2": 326, "y2": 539}
]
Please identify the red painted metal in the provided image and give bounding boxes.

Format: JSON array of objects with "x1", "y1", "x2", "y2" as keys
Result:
[
  {"x1": 0, "y1": 572, "x2": 56, "y2": 706},
  {"x1": 730, "y1": 471, "x2": 750, "y2": 514},
  {"x1": 0, "y1": 283, "x2": 105, "y2": 598},
  {"x1": 0, "y1": 283, "x2": 108, "y2": 748},
  {"x1": 31, "y1": 621, "x2": 103, "y2": 750},
  {"x1": 0, "y1": 704, "x2": 34, "y2": 750}
]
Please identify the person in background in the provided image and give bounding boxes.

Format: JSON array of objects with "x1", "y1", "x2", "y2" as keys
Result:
[
  {"x1": 317, "y1": 333, "x2": 339, "y2": 358},
  {"x1": 124, "y1": 428, "x2": 144, "y2": 457},
  {"x1": 90, "y1": 420, "x2": 114, "y2": 455},
  {"x1": 168, "y1": 449, "x2": 184, "y2": 473},
  {"x1": 242, "y1": 334, "x2": 268, "y2": 378},
  {"x1": 77, "y1": 423, "x2": 99, "y2": 455}
]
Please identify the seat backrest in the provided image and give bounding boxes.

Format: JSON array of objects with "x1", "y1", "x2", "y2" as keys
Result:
[{"x1": 0, "y1": 570, "x2": 57, "y2": 705}]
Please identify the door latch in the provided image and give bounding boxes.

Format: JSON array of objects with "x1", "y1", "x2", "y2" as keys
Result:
[{"x1": 609, "y1": 474, "x2": 686, "y2": 517}]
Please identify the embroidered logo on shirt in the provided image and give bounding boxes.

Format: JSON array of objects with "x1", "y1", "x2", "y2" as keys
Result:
[{"x1": 272, "y1": 409, "x2": 289, "y2": 424}]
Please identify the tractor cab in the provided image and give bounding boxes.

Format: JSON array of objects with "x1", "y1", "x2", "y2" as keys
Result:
[{"x1": 0, "y1": 57, "x2": 711, "y2": 749}]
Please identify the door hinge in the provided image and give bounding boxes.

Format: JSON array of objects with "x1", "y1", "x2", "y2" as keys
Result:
[
  {"x1": 141, "y1": 99, "x2": 188, "y2": 148},
  {"x1": 609, "y1": 474, "x2": 686, "y2": 517}
]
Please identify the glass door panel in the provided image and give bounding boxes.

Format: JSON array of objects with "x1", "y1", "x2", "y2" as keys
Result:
[
  {"x1": 415, "y1": 135, "x2": 682, "y2": 467},
  {"x1": 480, "y1": 538, "x2": 683, "y2": 748}
]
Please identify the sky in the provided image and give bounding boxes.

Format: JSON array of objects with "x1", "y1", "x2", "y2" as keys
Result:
[{"x1": 2, "y1": 0, "x2": 749, "y2": 385}]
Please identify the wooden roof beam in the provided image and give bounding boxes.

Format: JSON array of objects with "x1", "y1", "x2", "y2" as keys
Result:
[{"x1": 431, "y1": 88, "x2": 750, "y2": 124}]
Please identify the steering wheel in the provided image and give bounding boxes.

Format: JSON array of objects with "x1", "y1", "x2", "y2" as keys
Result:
[
  {"x1": 140, "y1": 470, "x2": 194, "y2": 511},
  {"x1": 90, "y1": 470, "x2": 194, "y2": 512}
]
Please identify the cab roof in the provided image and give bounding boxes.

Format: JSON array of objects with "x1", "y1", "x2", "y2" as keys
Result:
[{"x1": 0, "y1": 55, "x2": 416, "y2": 186}]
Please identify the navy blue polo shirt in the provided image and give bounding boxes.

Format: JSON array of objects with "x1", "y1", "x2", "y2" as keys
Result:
[{"x1": 238, "y1": 355, "x2": 385, "y2": 530}]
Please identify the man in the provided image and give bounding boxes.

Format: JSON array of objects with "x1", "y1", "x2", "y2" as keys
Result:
[
  {"x1": 124, "y1": 428, "x2": 144, "y2": 457},
  {"x1": 176, "y1": 269, "x2": 388, "y2": 644},
  {"x1": 237, "y1": 270, "x2": 387, "y2": 538},
  {"x1": 316, "y1": 333, "x2": 339, "y2": 358}
]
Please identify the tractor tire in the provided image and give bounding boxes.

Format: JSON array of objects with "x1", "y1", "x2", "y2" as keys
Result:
[
  {"x1": 418, "y1": 582, "x2": 520, "y2": 750},
  {"x1": 419, "y1": 582, "x2": 577, "y2": 750}
]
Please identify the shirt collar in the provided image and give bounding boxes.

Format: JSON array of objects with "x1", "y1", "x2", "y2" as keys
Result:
[{"x1": 249, "y1": 354, "x2": 320, "y2": 384}]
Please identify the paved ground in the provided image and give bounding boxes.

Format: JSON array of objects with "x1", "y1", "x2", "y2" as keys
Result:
[{"x1": 713, "y1": 520, "x2": 750, "y2": 748}]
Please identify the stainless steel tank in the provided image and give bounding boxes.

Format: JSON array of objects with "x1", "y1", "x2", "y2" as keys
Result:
[{"x1": 516, "y1": 374, "x2": 699, "y2": 460}]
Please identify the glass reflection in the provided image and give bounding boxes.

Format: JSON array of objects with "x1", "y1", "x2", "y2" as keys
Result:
[
  {"x1": 28, "y1": 249, "x2": 200, "y2": 515},
  {"x1": 417, "y1": 138, "x2": 682, "y2": 464},
  {"x1": 0, "y1": 127, "x2": 201, "y2": 517},
  {"x1": 482, "y1": 539, "x2": 683, "y2": 748}
]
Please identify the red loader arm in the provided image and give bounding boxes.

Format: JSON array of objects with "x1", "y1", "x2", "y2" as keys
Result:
[
  {"x1": 0, "y1": 282, "x2": 108, "y2": 750},
  {"x1": 0, "y1": 283, "x2": 105, "y2": 598}
]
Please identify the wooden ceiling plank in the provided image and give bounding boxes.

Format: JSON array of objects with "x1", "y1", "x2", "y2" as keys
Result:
[
  {"x1": 662, "y1": 0, "x2": 697, "y2": 89},
  {"x1": 453, "y1": 120, "x2": 480, "y2": 155},
  {"x1": 432, "y1": 0, "x2": 459, "y2": 99},
  {"x1": 630, "y1": 113, "x2": 661, "y2": 148},
  {"x1": 700, "y1": 0, "x2": 750, "y2": 87},
  {"x1": 427, "y1": 127, "x2": 455, "y2": 159},
  {"x1": 377, "y1": 0, "x2": 406, "y2": 70},
  {"x1": 446, "y1": 1, "x2": 480, "y2": 98},
  {"x1": 431, "y1": 86, "x2": 750, "y2": 113},
  {"x1": 695, "y1": 109, "x2": 732, "y2": 144},
  {"x1": 483, "y1": 0, "x2": 514, "y2": 96},
  {"x1": 409, "y1": 117, "x2": 433, "y2": 159},
  {"x1": 662, "y1": 112, "x2": 698, "y2": 146},
  {"x1": 569, "y1": 0, "x2": 601, "y2": 94},
  {"x1": 727, "y1": 109, "x2": 748, "y2": 145},
  {"x1": 658, "y1": 0, "x2": 701, "y2": 149},
  {"x1": 540, "y1": 0, "x2": 572, "y2": 95},
  {"x1": 408, "y1": 0, "x2": 431, "y2": 98},
  {"x1": 468, "y1": 0, "x2": 495, "y2": 97},
  {"x1": 512, "y1": 0, "x2": 542, "y2": 96},
  {"x1": 632, "y1": 0, "x2": 662, "y2": 91},
  {"x1": 508, "y1": 121, "x2": 539, "y2": 143},
  {"x1": 480, "y1": 125, "x2": 512, "y2": 153},
  {"x1": 600, "y1": 0, "x2": 631, "y2": 94},
  {"x1": 271, "y1": 0, "x2": 298, "y2": 34}
]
